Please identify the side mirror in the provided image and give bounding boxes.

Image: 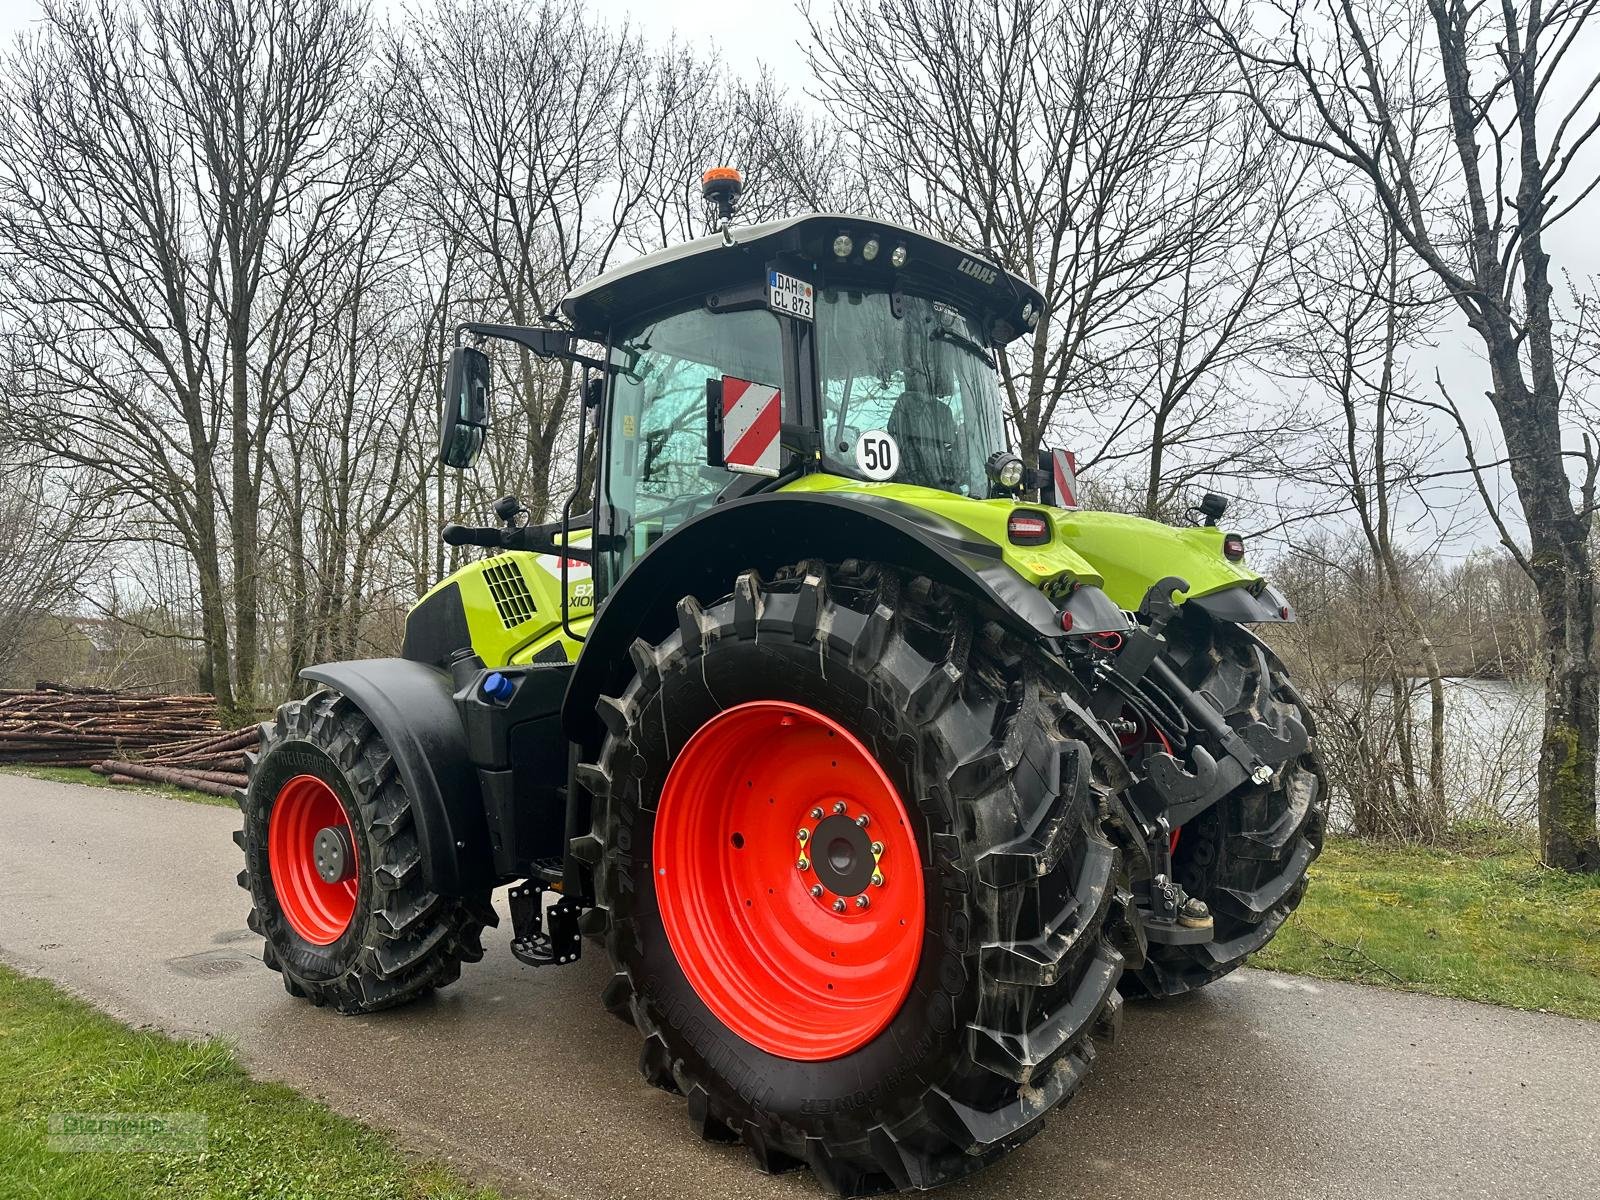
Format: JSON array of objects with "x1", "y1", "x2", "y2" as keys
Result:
[{"x1": 440, "y1": 346, "x2": 490, "y2": 469}]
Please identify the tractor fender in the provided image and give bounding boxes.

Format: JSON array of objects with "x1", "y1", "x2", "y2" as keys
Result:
[
  {"x1": 301, "y1": 658, "x2": 494, "y2": 897},
  {"x1": 1186, "y1": 580, "x2": 1293, "y2": 624},
  {"x1": 562, "y1": 491, "x2": 1123, "y2": 749},
  {"x1": 1054, "y1": 508, "x2": 1276, "y2": 614}
]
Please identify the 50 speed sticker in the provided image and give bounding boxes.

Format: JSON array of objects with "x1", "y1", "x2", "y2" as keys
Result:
[{"x1": 855, "y1": 430, "x2": 899, "y2": 481}]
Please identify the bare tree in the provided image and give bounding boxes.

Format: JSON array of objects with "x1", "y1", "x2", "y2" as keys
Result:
[
  {"x1": 384, "y1": 2, "x2": 644, "y2": 523},
  {"x1": 1212, "y1": 0, "x2": 1600, "y2": 868},
  {"x1": 0, "y1": 0, "x2": 372, "y2": 716},
  {"x1": 1278, "y1": 183, "x2": 1452, "y2": 834},
  {"x1": 388, "y1": 2, "x2": 835, "y2": 524},
  {"x1": 806, "y1": 0, "x2": 1310, "y2": 510},
  {"x1": 0, "y1": 455, "x2": 93, "y2": 686}
]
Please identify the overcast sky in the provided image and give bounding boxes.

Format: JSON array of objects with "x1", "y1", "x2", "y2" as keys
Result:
[{"x1": 0, "y1": 0, "x2": 820, "y2": 68}]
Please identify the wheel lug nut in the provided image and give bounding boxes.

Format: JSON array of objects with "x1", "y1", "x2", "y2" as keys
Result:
[
  {"x1": 855, "y1": 895, "x2": 871, "y2": 909},
  {"x1": 796, "y1": 856, "x2": 810, "y2": 871},
  {"x1": 832, "y1": 801, "x2": 847, "y2": 815},
  {"x1": 871, "y1": 871, "x2": 884, "y2": 887},
  {"x1": 810, "y1": 884, "x2": 824, "y2": 898},
  {"x1": 832, "y1": 898, "x2": 846, "y2": 913},
  {"x1": 855, "y1": 813, "x2": 870, "y2": 828},
  {"x1": 797, "y1": 829, "x2": 809, "y2": 843},
  {"x1": 811, "y1": 807, "x2": 824, "y2": 820},
  {"x1": 870, "y1": 840, "x2": 883, "y2": 855}
]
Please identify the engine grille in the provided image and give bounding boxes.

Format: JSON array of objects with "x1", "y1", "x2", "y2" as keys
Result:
[{"x1": 483, "y1": 557, "x2": 538, "y2": 629}]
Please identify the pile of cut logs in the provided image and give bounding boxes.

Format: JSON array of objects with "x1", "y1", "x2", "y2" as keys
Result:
[
  {"x1": 0, "y1": 682, "x2": 261, "y2": 798},
  {"x1": 92, "y1": 723, "x2": 261, "y2": 799},
  {"x1": 0, "y1": 683, "x2": 222, "y2": 767}
]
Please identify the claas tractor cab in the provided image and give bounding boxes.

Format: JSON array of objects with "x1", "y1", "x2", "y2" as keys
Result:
[{"x1": 237, "y1": 169, "x2": 1326, "y2": 1195}]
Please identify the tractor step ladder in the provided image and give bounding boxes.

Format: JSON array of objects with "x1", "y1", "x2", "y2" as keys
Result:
[{"x1": 507, "y1": 882, "x2": 583, "y2": 968}]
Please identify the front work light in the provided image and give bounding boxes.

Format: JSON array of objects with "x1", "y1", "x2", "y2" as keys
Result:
[
  {"x1": 833, "y1": 233, "x2": 854, "y2": 258},
  {"x1": 861, "y1": 236, "x2": 880, "y2": 262},
  {"x1": 890, "y1": 244, "x2": 908, "y2": 268},
  {"x1": 986, "y1": 451, "x2": 1025, "y2": 492}
]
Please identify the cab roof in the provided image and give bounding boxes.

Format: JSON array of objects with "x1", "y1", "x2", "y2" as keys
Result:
[{"x1": 559, "y1": 213, "x2": 1045, "y2": 347}]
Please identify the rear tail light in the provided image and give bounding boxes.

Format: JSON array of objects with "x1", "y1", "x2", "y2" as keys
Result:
[
  {"x1": 1222, "y1": 533, "x2": 1245, "y2": 562},
  {"x1": 1007, "y1": 510, "x2": 1051, "y2": 545}
]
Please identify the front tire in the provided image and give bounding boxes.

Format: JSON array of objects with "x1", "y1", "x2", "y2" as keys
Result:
[
  {"x1": 1125, "y1": 614, "x2": 1327, "y2": 998},
  {"x1": 577, "y1": 562, "x2": 1127, "y2": 1194},
  {"x1": 237, "y1": 690, "x2": 496, "y2": 1013}
]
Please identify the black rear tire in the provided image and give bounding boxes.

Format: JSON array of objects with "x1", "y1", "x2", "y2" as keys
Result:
[
  {"x1": 1124, "y1": 614, "x2": 1327, "y2": 999},
  {"x1": 575, "y1": 562, "x2": 1129, "y2": 1195},
  {"x1": 237, "y1": 690, "x2": 496, "y2": 1013}
]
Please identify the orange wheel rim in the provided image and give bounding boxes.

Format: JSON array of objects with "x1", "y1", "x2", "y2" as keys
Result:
[
  {"x1": 653, "y1": 701, "x2": 924, "y2": 1060},
  {"x1": 267, "y1": 774, "x2": 358, "y2": 945}
]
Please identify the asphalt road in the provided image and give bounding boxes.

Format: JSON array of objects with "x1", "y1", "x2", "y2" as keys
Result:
[{"x1": 3, "y1": 772, "x2": 1597, "y2": 1200}]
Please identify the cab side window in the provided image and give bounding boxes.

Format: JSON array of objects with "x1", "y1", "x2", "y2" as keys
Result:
[{"x1": 606, "y1": 305, "x2": 783, "y2": 567}]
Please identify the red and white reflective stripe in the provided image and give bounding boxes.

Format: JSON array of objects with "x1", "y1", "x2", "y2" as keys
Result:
[
  {"x1": 1051, "y1": 449, "x2": 1079, "y2": 508},
  {"x1": 722, "y1": 376, "x2": 782, "y2": 477}
]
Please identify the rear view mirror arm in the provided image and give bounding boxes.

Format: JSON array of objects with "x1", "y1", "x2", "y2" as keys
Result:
[{"x1": 457, "y1": 322, "x2": 609, "y2": 373}]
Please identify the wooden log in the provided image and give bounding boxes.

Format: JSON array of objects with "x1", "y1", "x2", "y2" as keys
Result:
[
  {"x1": 1, "y1": 686, "x2": 226, "y2": 768},
  {"x1": 95, "y1": 760, "x2": 248, "y2": 790}
]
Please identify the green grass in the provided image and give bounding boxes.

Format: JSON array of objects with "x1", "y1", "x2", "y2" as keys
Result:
[
  {"x1": 1254, "y1": 835, "x2": 1600, "y2": 1020},
  {"x1": 0, "y1": 764, "x2": 233, "y2": 807},
  {"x1": 0, "y1": 965, "x2": 498, "y2": 1199}
]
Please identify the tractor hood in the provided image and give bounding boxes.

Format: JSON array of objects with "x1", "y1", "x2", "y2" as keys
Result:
[
  {"x1": 785, "y1": 475, "x2": 1290, "y2": 624},
  {"x1": 560, "y1": 213, "x2": 1044, "y2": 348}
]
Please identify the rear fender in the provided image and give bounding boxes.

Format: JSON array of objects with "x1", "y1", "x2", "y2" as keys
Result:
[
  {"x1": 561, "y1": 491, "x2": 1123, "y2": 751},
  {"x1": 1055, "y1": 509, "x2": 1292, "y2": 623},
  {"x1": 1186, "y1": 581, "x2": 1293, "y2": 623},
  {"x1": 301, "y1": 658, "x2": 495, "y2": 898}
]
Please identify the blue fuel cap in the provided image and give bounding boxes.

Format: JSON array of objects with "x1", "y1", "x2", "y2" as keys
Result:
[{"x1": 480, "y1": 672, "x2": 515, "y2": 704}]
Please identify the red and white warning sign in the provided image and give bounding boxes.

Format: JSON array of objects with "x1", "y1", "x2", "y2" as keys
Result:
[
  {"x1": 1046, "y1": 449, "x2": 1079, "y2": 509},
  {"x1": 720, "y1": 375, "x2": 782, "y2": 478}
]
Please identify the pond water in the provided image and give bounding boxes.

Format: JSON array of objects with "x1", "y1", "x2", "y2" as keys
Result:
[
  {"x1": 1436, "y1": 678, "x2": 1542, "y2": 825},
  {"x1": 1320, "y1": 677, "x2": 1542, "y2": 831}
]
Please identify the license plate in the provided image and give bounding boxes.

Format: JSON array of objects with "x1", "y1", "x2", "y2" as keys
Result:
[{"x1": 768, "y1": 270, "x2": 814, "y2": 321}]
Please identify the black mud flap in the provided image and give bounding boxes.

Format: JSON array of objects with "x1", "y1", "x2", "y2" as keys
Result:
[{"x1": 300, "y1": 657, "x2": 495, "y2": 898}]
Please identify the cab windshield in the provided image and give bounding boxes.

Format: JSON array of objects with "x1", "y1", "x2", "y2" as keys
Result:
[{"x1": 817, "y1": 289, "x2": 1008, "y2": 496}]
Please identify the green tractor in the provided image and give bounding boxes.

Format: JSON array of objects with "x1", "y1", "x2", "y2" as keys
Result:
[{"x1": 237, "y1": 171, "x2": 1326, "y2": 1194}]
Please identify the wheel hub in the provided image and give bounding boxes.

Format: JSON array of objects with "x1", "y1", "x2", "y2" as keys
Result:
[
  {"x1": 267, "y1": 774, "x2": 359, "y2": 945},
  {"x1": 313, "y1": 824, "x2": 355, "y2": 884},
  {"x1": 799, "y1": 810, "x2": 883, "y2": 904}
]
